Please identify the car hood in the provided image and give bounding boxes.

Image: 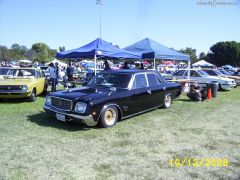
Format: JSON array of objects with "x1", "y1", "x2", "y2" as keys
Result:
[
  {"x1": 49, "y1": 86, "x2": 114, "y2": 102},
  {"x1": 0, "y1": 78, "x2": 36, "y2": 85}
]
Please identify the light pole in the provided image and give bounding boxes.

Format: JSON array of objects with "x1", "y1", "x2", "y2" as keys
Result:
[{"x1": 96, "y1": 0, "x2": 103, "y2": 38}]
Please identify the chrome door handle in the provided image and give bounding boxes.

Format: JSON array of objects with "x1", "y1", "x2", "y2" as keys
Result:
[{"x1": 147, "y1": 90, "x2": 151, "y2": 94}]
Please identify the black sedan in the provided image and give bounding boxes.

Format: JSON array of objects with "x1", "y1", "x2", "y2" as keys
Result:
[{"x1": 44, "y1": 70, "x2": 181, "y2": 128}]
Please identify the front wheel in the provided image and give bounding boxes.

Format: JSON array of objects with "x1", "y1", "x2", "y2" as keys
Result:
[
  {"x1": 28, "y1": 89, "x2": 36, "y2": 102},
  {"x1": 162, "y1": 94, "x2": 172, "y2": 109},
  {"x1": 99, "y1": 106, "x2": 118, "y2": 128}
]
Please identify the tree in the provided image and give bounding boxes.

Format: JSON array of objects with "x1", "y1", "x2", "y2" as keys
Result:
[
  {"x1": 179, "y1": 47, "x2": 197, "y2": 63},
  {"x1": 31, "y1": 42, "x2": 53, "y2": 63},
  {"x1": 9, "y1": 43, "x2": 27, "y2": 60},
  {"x1": 0, "y1": 45, "x2": 11, "y2": 61},
  {"x1": 48, "y1": 49, "x2": 57, "y2": 61},
  {"x1": 199, "y1": 52, "x2": 207, "y2": 60},
  {"x1": 207, "y1": 41, "x2": 240, "y2": 66},
  {"x1": 59, "y1": 46, "x2": 65, "y2": 52}
]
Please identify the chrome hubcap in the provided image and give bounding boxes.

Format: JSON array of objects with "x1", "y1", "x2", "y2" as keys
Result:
[
  {"x1": 165, "y1": 96, "x2": 171, "y2": 107},
  {"x1": 104, "y1": 108, "x2": 117, "y2": 126}
]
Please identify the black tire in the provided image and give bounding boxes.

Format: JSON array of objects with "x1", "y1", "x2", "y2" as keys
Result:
[
  {"x1": 99, "y1": 106, "x2": 118, "y2": 128},
  {"x1": 28, "y1": 89, "x2": 36, "y2": 102},
  {"x1": 162, "y1": 94, "x2": 172, "y2": 109},
  {"x1": 42, "y1": 83, "x2": 48, "y2": 95}
]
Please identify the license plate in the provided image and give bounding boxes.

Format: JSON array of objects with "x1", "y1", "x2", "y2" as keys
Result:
[{"x1": 56, "y1": 113, "x2": 66, "y2": 122}]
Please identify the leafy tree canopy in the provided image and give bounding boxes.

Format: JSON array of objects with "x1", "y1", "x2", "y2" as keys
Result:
[
  {"x1": 179, "y1": 47, "x2": 197, "y2": 63},
  {"x1": 207, "y1": 41, "x2": 240, "y2": 66}
]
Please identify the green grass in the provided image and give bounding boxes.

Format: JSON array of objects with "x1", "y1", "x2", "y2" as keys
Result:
[{"x1": 0, "y1": 88, "x2": 240, "y2": 179}]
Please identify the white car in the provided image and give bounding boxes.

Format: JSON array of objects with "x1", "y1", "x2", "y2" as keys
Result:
[{"x1": 172, "y1": 69, "x2": 236, "y2": 90}]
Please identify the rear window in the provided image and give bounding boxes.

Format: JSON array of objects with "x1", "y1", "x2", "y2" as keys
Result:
[
  {"x1": 147, "y1": 73, "x2": 161, "y2": 86},
  {"x1": 173, "y1": 70, "x2": 185, "y2": 76},
  {"x1": 132, "y1": 74, "x2": 148, "y2": 89}
]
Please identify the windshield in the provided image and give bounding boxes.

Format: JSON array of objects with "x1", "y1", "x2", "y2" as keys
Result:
[
  {"x1": 0, "y1": 68, "x2": 10, "y2": 75},
  {"x1": 6, "y1": 69, "x2": 35, "y2": 78},
  {"x1": 214, "y1": 69, "x2": 224, "y2": 76},
  {"x1": 220, "y1": 69, "x2": 231, "y2": 75},
  {"x1": 197, "y1": 70, "x2": 209, "y2": 77},
  {"x1": 88, "y1": 72, "x2": 132, "y2": 88}
]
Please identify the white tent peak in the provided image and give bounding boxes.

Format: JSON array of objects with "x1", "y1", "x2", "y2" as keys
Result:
[{"x1": 192, "y1": 60, "x2": 214, "y2": 67}]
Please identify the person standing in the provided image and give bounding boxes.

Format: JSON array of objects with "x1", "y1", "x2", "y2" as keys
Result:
[
  {"x1": 103, "y1": 60, "x2": 111, "y2": 71},
  {"x1": 49, "y1": 63, "x2": 57, "y2": 92},
  {"x1": 122, "y1": 62, "x2": 130, "y2": 69},
  {"x1": 55, "y1": 62, "x2": 60, "y2": 84},
  {"x1": 66, "y1": 62, "x2": 74, "y2": 81}
]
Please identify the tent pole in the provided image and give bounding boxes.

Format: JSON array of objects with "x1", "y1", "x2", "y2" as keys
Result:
[
  {"x1": 94, "y1": 54, "x2": 97, "y2": 75},
  {"x1": 187, "y1": 59, "x2": 191, "y2": 80},
  {"x1": 153, "y1": 58, "x2": 156, "y2": 70}
]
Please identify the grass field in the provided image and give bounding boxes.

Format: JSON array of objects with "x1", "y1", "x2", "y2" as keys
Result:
[{"x1": 0, "y1": 88, "x2": 240, "y2": 179}]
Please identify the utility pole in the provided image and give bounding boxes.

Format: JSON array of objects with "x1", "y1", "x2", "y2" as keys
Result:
[{"x1": 96, "y1": 0, "x2": 103, "y2": 38}]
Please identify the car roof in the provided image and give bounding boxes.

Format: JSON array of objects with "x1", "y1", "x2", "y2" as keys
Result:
[
  {"x1": 102, "y1": 69, "x2": 155, "y2": 74},
  {"x1": 7, "y1": 67, "x2": 38, "y2": 70}
]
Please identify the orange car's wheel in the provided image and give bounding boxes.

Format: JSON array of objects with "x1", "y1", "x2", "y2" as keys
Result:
[{"x1": 28, "y1": 89, "x2": 36, "y2": 102}]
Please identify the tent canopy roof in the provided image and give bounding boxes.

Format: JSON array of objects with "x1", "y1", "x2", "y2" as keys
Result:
[
  {"x1": 124, "y1": 38, "x2": 190, "y2": 61},
  {"x1": 56, "y1": 38, "x2": 141, "y2": 59},
  {"x1": 192, "y1": 60, "x2": 214, "y2": 67},
  {"x1": 46, "y1": 59, "x2": 67, "y2": 67}
]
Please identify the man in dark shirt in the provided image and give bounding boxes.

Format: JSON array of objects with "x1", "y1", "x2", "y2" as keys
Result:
[{"x1": 66, "y1": 62, "x2": 74, "y2": 81}]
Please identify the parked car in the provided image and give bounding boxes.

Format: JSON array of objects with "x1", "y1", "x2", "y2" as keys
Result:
[
  {"x1": 172, "y1": 69, "x2": 236, "y2": 90},
  {"x1": 203, "y1": 68, "x2": 240, "y2": 86},
  {"x1": 0, "y1": 67, "x2": 48, "y2": 101},
  {"x1": 44, "y1": 70, "x2": 181, "y2": 128}
]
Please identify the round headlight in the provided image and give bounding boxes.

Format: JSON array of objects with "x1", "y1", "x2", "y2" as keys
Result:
[
  {"x1": 75, "y1": 102, "x2": 87, "y2": 113},
  {"x1": 45, "y1": 96, "x2": 51, "y2": 105},
  {"x1": 22, "y1": 85, "x2": 28, "y2": 91}
]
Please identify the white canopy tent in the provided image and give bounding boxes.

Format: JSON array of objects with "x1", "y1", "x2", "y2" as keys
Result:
[
  {"x1": 46, "y1": 59, "x2": 67, "y2": 67},
  {"x1": 192, "y1": 60, "x2": 214, "y2": 67}
]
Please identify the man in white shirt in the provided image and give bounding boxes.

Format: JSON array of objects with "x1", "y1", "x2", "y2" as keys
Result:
[{"x1": 49, "y1": 63, "x2": 57, "y2": 92}]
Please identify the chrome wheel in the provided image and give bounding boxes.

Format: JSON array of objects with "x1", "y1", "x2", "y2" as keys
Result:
[
  {"x1": 163, "y1": 94, "x2": 172, "y2": 109},
  {"x1": 100, "y1": 106, "x2": 118, "y2": 128}
]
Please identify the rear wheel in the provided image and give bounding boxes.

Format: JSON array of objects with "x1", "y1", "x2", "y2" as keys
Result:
[
  {"x1": 99, "y1": 106, "x2": 118, "y2": 128},
  {"x1": 28, "y1": 89, "x2": 36, "y2": 102},
  {"x1": 162, "y1": 94, "x2": 172, "y2": 109}
]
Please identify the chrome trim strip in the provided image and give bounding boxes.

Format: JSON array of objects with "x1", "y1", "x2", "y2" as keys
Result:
[
  {"x1": 122, "y1": 105, "x2": 161, "y2": 120},
  {"x1": 44, "y1": 105, "x2": 97, "y2": 126}
]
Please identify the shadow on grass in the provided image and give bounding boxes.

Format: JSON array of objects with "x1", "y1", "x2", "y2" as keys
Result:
[
  {"x1": 27, "y1": 111, "x2": 92, "y2": 131},
  {"x1": 175, "y1": 98, "x2": 192, "y2": 102},
  {"x1": 0, "y1": 98, "x2": 27, "y2": 104}
]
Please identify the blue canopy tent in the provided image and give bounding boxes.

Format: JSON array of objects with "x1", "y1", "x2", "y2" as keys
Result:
[
  {"x1": 124, "y1": 38, "x2": 190, "y2": 69},
  {"x1": 124, "y1": 38, "x2": 190, "y2": 80},
  {"x1": 56, "y1": 38, "x2": 141, "y2": 74}
]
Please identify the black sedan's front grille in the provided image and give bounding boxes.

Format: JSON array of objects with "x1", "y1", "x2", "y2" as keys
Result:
[
  {"x1": 0, "y1": 85, "x2": 22, "y2": 91},
  {"x1": 51, "y1": 97, "x2": 73, "y2": 111}
]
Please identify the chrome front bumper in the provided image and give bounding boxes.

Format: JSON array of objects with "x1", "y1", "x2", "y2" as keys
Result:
[{"x1": 44, "y1": 105, "x2": 97, "y2": 126}]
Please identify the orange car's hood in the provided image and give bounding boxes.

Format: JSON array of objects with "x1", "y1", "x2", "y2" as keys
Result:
[{"x1": 0, "y1": 78, "x2": 36, "y2": 85}]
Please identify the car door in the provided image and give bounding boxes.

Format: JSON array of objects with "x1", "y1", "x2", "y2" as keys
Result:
[
  {"x1": 126, "y1": 73, "x2": 151, "y2": 115},
  {"x1": 184, "y1": 70, "x2": 206, "y2": 87},
  {"x1": 173, "y1": 70, "x2": 186, "y2": 79},
  {"x1": 146, "y1": 73, "x2": 165, "y2": 108}
]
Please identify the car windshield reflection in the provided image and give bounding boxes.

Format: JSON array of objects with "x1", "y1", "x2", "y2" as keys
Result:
[
  {"x1": 6, "y1": 69, "x2": 35, "y2": 78},
  {"x1": 197, "y1": 70, "x2": 209, "y2": 77},
  {"x1": 88, "y1": 72, "x2": 132, "y2": 88}
]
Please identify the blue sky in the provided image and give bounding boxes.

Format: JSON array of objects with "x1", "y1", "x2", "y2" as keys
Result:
[{"x1": 0, "y1": 0, "x2": 240, "y2": 55}]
